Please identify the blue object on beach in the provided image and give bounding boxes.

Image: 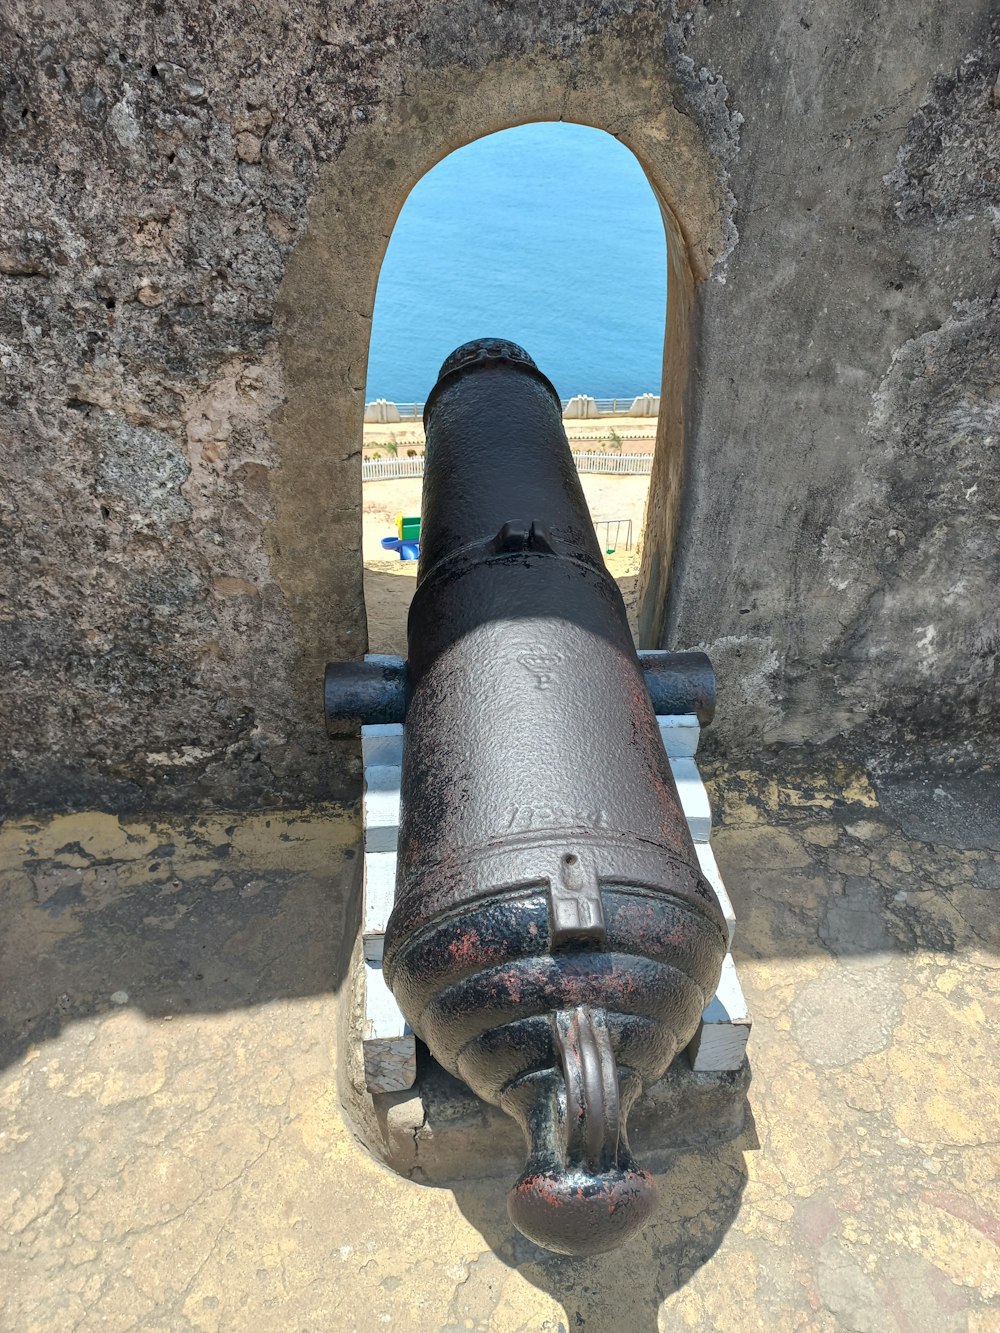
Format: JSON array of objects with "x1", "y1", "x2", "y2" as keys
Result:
[{"x1": 381, "y1": 536, "x2": 420, "y2": 560}]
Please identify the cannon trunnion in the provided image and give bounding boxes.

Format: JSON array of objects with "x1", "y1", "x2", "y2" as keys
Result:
[{"x1": 329, "y1": 340, "x2": 727, "y2": 1255}]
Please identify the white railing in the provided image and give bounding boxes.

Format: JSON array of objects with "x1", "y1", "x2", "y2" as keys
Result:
[
  {"x1": 362, "y1": 451, "x2": 652, "y2": 482},
  {"x1": 362, "y1": 456, "x2": 427, "y2": 480},
  {"x1": 589, "y1": 398, "x2": 637, "y2": 415},
  {"x1": 366, "y1": 395, "x2": 659, "y2": 422},
  {"x1": 571, "y1": 451, "x2": 652, "y2": 475}
]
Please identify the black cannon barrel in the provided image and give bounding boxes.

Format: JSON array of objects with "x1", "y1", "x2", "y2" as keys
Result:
[{"x1": 380, "y1": 340, "x2": 727, "y2": 1255}]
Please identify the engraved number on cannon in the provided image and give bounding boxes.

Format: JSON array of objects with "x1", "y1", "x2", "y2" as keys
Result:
[{"x1": 503, "y1": 804, "x2": 609, "y2": 832}]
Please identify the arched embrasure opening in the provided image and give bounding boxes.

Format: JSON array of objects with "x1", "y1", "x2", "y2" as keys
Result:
[
  {"x1": 271, "y1": 55, "x2": 724, "y2": 709},
  {"x1": 361, "y1": 122, "x2": 666, "y2": 655}
]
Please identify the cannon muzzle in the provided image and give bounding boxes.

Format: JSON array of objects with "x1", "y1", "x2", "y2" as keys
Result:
[{"x1": 333, "y1": 339, "x2": 727, "y2": 1254}]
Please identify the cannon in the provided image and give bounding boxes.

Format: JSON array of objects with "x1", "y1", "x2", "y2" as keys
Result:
[{"x1": 327, "y1": 339, "x2": 727, "y2": 1255}]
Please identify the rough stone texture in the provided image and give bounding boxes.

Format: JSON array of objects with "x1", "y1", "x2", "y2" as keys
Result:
[
  {"x1": 1, "y1": 1, "x2": 998, "y2": 812},
  {"x1": 3, "y1": 756, "x2": 999, "y2": 1329},
  {"x1": 0, "y1": 2, "x2": 343, "y2": 812},
  {"x1": 668, "y1": 5, "x2": 1000, "y2": 762}
]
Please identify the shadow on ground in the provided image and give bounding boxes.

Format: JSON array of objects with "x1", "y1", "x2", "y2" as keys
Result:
[
  {"x1": 3, "y1": 752, "x2": 999, "y2": 1328},
  {"x1": 443, "y1": 1131, "x2": 753, "y2": 1333},
  {"x1": 0, "y1": 809, "x2": 362, "y2": 1072}
]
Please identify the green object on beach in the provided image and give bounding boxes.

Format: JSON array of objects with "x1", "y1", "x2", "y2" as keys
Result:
[{"x1": 395, "y1": 513, "x2": 421, "y2": 541}]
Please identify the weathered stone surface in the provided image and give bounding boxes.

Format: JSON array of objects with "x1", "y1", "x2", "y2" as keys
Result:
[
  {"x1": 665, "y1": 6, "x2": 1000, "y2": 763},
  {"x1": 3, "y1": 759, "x2": 999, "y2": 1328},
  {"x1": 1, "y1": 2, "x2": 997, "y2": 811}
]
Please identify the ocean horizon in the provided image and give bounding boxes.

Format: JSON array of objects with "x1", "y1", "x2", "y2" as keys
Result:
[{"x1": 365, "y1": 122, "x2": 669, "y2": 404}]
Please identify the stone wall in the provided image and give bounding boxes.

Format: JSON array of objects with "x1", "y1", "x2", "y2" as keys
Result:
[
  {"x1": 1, "y1": 1, "x2": 996, "y2": 813},
  {"x1": 660, "y1": 3, "x2": 1000, "y2": 768}
]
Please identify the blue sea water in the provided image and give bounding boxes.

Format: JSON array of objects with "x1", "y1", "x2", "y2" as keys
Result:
[{"x1": 365, "y1": 122, "x2": 668, "y2": 404}]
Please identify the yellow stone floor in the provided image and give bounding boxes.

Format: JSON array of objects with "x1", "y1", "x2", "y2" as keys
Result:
[{"x1": 1, "y1": 761, "x2": 998, "y2": 1331}]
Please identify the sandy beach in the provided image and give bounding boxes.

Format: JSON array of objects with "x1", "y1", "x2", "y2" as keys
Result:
[{"x1": 363, "y1": 470, "x2": 650, "y2": 654}]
